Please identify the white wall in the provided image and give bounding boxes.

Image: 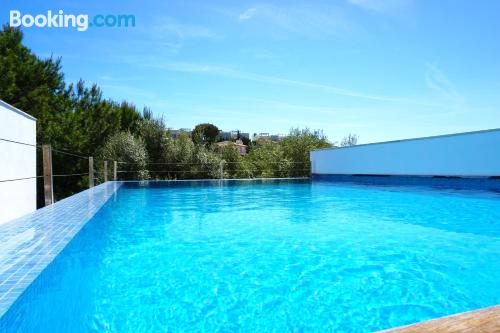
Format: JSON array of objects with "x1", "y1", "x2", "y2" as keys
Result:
[
  {"x1": 311, "y1": 129, "x2": 500, "y2": 177},
  {"x1": 0, "y1": 100, "x2": 37, "y2": 224}
]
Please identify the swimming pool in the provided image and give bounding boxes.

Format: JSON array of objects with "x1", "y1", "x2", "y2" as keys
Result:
[{"x1": 1, "y1": 178, "x2": 499, "y2": 332}]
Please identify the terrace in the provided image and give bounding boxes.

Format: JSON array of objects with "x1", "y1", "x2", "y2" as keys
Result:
[{"x1": 1, "y1": 98, "x2": 499, "y2": 332}]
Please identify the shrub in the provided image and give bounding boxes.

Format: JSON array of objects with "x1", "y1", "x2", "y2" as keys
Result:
[{"x1": 99, "y1": 131, "x2": 149, "y2": 180}]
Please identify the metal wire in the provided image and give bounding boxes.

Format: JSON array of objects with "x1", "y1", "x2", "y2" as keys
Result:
[
  {"x1": 117, "y1": 169, "x2": 311, "y2": 174},
  {"x1": 118, "y1": 161, "x2": 310, "y2": 165},
  {"x1": 0, "y1": 137, "x2": 37, "y2": 147},
  {"x1": 0, "y1": 176, "x2": 43, "y2": 183},
  {"x1": 1, "y1": 171, "x2": 92, "y2": 183},
  {"x1": 0, "y1": 138, "x2": 309, "y2": 184},
  {"x1": 51, "y1": 148, "x2": 89, "y2": 160},
  {"x1": 0, "y1": 138, "x2": 89, "y2": 161},
  {"x1": 52, "y1": 173, "x2": 88, "y2": 177}
]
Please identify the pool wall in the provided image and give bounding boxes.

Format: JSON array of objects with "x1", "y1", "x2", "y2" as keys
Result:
[
  {"x1": 310, "y1": 128, "x2": 500, "y2": 177},
  {"x1": 0, "y1": 181, "x2": 123, "y2": 318},
  {"x1": 311, "y1": 174, "x2": 500, "y2": 192}
]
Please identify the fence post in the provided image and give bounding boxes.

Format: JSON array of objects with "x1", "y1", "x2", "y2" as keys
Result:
[
  {"x1": 89, "y1": 157, "x2": 94, "y2": 188},
  {"x1": 42, "y1": 144, "x2": 54, "y2": 206},
  {"x1": 104, "y1": 161, "x2": 108, "y2": 182},
  {"x1": 219, "y1": 161, "x2": 224, "y2": 180},
  {"x1": 114, "y1": 161, "x2": 117, "y2": 180}
]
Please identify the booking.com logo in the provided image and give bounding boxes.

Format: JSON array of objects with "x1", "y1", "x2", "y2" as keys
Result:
[{"x1": 9, "y1": 10, "x2": 135, "y2": 32}]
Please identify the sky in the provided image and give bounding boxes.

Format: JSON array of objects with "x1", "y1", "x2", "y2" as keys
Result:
[{"x1": 1, "y1": 0, "x2": 500, "y2": 144}]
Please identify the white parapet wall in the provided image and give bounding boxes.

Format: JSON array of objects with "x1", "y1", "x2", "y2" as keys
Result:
[
  {"x1": 311, "y1": 129, "x2": 500, "y2": 177},
  {"x1": 0, "y1": 100, "x2": 37, "y2": 224}
]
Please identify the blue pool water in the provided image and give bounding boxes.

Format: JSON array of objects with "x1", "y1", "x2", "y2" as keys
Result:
[{"x1": 1, "y1": 178, "x2": 500, "y2": 332}]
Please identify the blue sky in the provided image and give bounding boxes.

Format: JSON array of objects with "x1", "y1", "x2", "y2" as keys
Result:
[{"x1": 2, "y1": 0, "x2": 500, "y2": 144}]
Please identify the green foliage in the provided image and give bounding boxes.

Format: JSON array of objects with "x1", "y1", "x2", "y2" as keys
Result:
[
  {"x1": 0, "y1": 26, "x2": 70, "y2": 145},
  {"x1": 220, "y1": 145, "x2": 252, "y2": 178},
  {"x1": 340, "y1": 134, "x2": 359, "y2": 147},
  {"x1": 163, "y1": 133, "x2": 222, "y2": 179},
  {"x1": 192, "y1": 123, "x2": 220, "y2": 146},
  {"x1": 0, "y1": 26, "x2": 146, "y2": 205},
  {"x1": 243, "y1": 141, "x2": 293, "y2": 178},
  {"x1": 137, "y1": 116, "x2": 167, "y2": 163},
  {"x1": 99, "y1": 132, "x2": 149, "y2": 180},
  {"x1": 0, "y1": 25, "x2": 343, "y2": 201},
  {"x1": 280, "y1": 128, "x2": 332, "y2": 176}
]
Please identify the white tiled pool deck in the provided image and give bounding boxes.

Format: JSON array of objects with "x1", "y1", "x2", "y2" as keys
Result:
[{"x1": 0, "y1": 181, "x2": 123, "y2": 317}]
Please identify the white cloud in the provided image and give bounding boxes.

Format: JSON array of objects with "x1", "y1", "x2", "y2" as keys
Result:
[
  {"x1": 140, "y1": 60, "x2": 441, "y2": 107},
  {"x1": 239, "y1": 8, "x2": 257, "y2": 20},
  {"x1": 153, "y1": 20, "x2": 217, "y2": 39},
  {"x1": 425, "y1": 62, "x2": 464, "y2": 106},
  {"x1": 236, "y1": 4, "x2": 359, "y2": 38},
  {"x1": 348, "y1": 0, "x2": 414, "y2": 14},
  {"x1": 139, "y1": 18, "x2": 218, "y2": 54}
]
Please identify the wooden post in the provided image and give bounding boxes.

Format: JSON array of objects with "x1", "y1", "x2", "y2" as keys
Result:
[
  {"x1": 104, "y1": 161, "x2": 108, "y2": 182},
  {"x1": 42, "y1": 144, "x2": 54, "y2": 206},
  {"x1": 114, "y1": 161, "x2": 118, "y2": 180},
  {"x1": 89, "y1": 157, "x2": 94, "y2": 188}
]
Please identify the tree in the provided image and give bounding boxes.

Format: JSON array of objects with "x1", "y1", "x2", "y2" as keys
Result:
[
  {"x1": 219, "y1": 145, "x2": 252, "y2": 178},
  {"x1": 340, "y1": 134, "x2": 358, "y2": 147},
  {"x1": 137, "y1": 115, "x2": 167, "y2": 163},
  {"x1": 163, "y1": 133, "x2": 222, "y2": 179},
  {"x1": 244, "y1": 140, "x2": 292, "y2": 178},
  {"x1": 280, "y1": 128, "x2": 332, "y2": 176},
  {"x1": 0, "y1": 25, "x2": 345, "y2": 193},
  {"x1": 192, "y1": 123, "x2": 220, "y2": 146},
  {"x1": 118, "y1": 101, "x2": 142, "y2": 134},
  {"x1": 0, "y1": 26, "x2": 70, "y2": 145},
  {"x1": 0, "y1": 26, "x2": 75, "y2": 205},
  {"x1": 142, "y1": 106, "x2": 153, "y2": 120},
  {"x1": 99, "y1": 132, "x2": 149, "y2": 180},
  {"x1": 0, "y1": 26, "x2": 145, "y2": 205}
]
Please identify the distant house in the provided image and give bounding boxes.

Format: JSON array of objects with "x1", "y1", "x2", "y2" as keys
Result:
[
  {"x1": 271, "y1": 133, "x2": 287, "y2": 142},
  {"x1": 253, "y1": 132, "x2": 287, "y2": 142},
  {"x1": 219, "y1": 131, "x2": 232, "y2": 141},
  {"x1": 170, "y1": 128, "x2": 192, "y2": 139},
  {"x1": 217, "y1": 139, "x2": 247, "y2": 156},
  {"x1": 219, "y1": 130, "x2": 250, "y2": 141},
  {"x1": 254, "y1": 133, "x2": 270, "y2": 140}
]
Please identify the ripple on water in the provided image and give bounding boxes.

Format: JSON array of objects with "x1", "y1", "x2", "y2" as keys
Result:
[{"x1": 1, "y1": 181, "x2": 500, "y2": 332}]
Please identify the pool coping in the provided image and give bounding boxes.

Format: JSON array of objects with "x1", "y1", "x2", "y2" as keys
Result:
[
  {"x1": 0, "y1": 181, "x2": 124, "y2": 318},
  {"x1": 119, "y1": 177, "x2": 309, "y2": 183}
]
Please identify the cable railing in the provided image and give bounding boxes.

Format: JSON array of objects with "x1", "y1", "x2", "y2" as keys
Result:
[
  {"x1": 118, "y1": 161, "x2": 309, "y2": 165},
  {"x1": 1, "y1": 136, "x2": 312, "y2": 206},
  {"x1": 116, "y1": 169, "x2": 311, "y2": 174},
  {"x1": 0, "y1": 138, "x2": 95, "y2": 206},
  {"x1": 0, "y1": 137, "x2": 37, "y2": 147},
  {"x1": 0, "y1": 175, "x2": 44, "y2": 183},
  {"x1": 115, "y1": 160, "x2": 311, "y2": 181}
]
